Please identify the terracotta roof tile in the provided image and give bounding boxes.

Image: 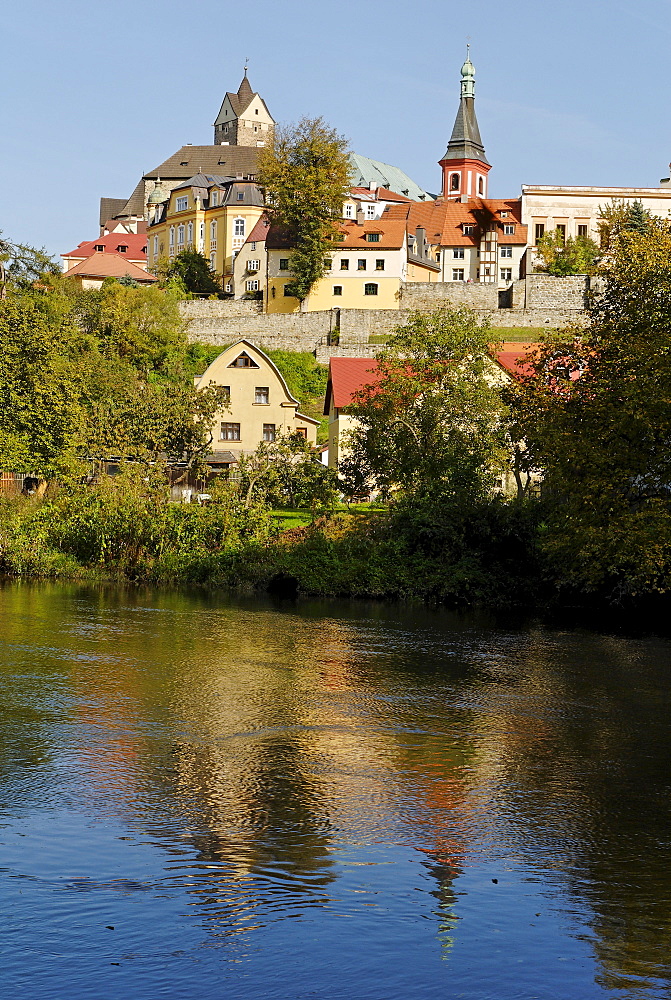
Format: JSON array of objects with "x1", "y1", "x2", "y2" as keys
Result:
[
  {"x1": 325, "y1": 358, "x2": 381, "y2": 412},
  {"x1": 62, "y1": 233, "x2": 147, "y2": 261},
  {"x1": 63, "y1": 253, "x2": 157, "y2": 282}
]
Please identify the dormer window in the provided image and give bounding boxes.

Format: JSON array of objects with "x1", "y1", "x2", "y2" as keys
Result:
[
  {"x1": 501, "y1": 211, "x2": 509, "y2": 218},
  {"x1": 211, "y1": 191, "x2": 218, "y2": 207},
  {"x1": 237, "y1": 192, "x2": 244, "y2": 201},
  {"x1": 463, "y1": 225, "x2": 474, "y2": 235},
  {"x1": 366, "y1": 233, "x2": 380, "y2": 242},
  {"x1": 503, "y1": 224, "x2": 515, "y2": 235},
  {"x1": 228, "y1": 351, "x2": 259, "y2": 368},
  {"x1": 95, "y1": 245, "x2": 104, "y2": 252},
  {"x1": 176, "y1": 196, "x2": 188, "y2": 212},
  {"x1": 117, "y1": 245, "x2": 128, "y2": 253}
]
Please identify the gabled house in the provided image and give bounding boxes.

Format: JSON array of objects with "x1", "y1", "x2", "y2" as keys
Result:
[
  {"x1": 61, "y1": 233, "x2": 149, "y2": 273},
  {"x1": 62, "y1": 253, "x2": 157, "y2": 290},
  {"x1": 195, "y1": 340, "x2": 320, "y2": 472},
  {"x1": 323, "y1": 357, "x2": 381, "y2": 469}
]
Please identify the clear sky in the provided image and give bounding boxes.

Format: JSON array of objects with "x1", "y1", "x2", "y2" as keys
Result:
[{"x1": 2, "y1": 0, "x2": 670, "y2": 260}]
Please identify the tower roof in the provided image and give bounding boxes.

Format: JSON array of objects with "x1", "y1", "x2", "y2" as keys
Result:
[{"x1": 441, "y1": 53, "x2": 489, "y2": 166}]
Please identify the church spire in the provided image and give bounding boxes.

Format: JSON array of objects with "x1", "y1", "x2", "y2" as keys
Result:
[{"x1": 439, "y1": 50, "x2": 491, "y2": 201}]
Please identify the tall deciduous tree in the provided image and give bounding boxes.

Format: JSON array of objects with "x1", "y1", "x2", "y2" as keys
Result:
[
  {"x1": 258, "y1": 117, "x2": 352, "y2": 302},
  {"x1": 514, "y1": 217, "x2": 671, "y2": 599},
  {"x1": 155, "y1": 249, "x2": 221, "y2": 296},
  {"x1": 535, "y1": 231, "x2": 600, "y2": 276},
  {"x1": 343, "y1": 308, "x2": 508, "y2": 500}
]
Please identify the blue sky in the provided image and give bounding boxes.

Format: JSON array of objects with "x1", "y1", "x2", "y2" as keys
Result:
[{"x1": 2, "y1": 0, "x2": 670, "y2": 259}]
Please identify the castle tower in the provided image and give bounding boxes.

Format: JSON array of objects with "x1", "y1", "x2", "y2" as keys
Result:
[
  {"x1": 213, "y1": 69, "x2": 275, "y2": 149},
  {"x1": 439, "y1": 50, "x2": 491, "y2": 201}
]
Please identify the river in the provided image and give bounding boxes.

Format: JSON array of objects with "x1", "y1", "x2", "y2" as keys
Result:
[{"x1": 1, "y1": 583, "x2": 670, "y2": 999}]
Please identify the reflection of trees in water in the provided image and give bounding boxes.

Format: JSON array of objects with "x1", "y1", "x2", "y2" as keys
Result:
[{"x1": 483, "y1": 632, "x2": 671, "y2": 991}]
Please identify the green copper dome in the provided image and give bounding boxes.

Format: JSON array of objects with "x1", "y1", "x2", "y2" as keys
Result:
[
  {"x1": 148, "y1": 179, "x2": 168, "y2": 206},
  {"x1": 461, "y1": 57, "x2": 475, "y2": 79}
]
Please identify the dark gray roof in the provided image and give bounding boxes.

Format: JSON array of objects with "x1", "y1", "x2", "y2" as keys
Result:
[
  {"x1": 120, "y1": 179, "x2": 146, "y2": 218},
  {"x1": 144, "y1": 145, "x2": 260, "y2": 180},
  {"x1": 442, "y1": 97, "x2": 489, "y2": 165},
  {"x1": 172, "y1": 172, "x2": 233, "y2": 191},
  {"x1": 99, "y1": 197, "x2": 129, "y2": 226},
  {"x1": 206, "y1": 450, "x2": 238, "y2": 464},
  {"x1": 220, "y1": 181, "x2": 264, "y2": 206}
]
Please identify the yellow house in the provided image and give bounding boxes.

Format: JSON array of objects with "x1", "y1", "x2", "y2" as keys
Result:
[
  {"x1": 147, "y1": 173, "x2": 264, "y2": 287},
  {"x1": 266, "y1": 215, "x2": 438, "y2": 313},
  {"x1": 195, "y1": 341, "x2": 319, "y2": 469}
]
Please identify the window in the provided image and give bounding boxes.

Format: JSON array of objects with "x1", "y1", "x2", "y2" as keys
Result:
[
  {"x1": 187, "y1": 222, "x2": 193, "y2": 245},
  {"x1": 117, "y1": 244, "x2": 128, "y2": 253},
  {"x1": 210, "y1": 221, "x2": 217, "y2": 245},
  {"x1": 375, "y1": 259, "x2": 385, "y2": 271},
  {"x1": 210, "y1": 252, "x2": 216, "y2": 269},
  {"x1": 345, "y1": 204, "x2": 354, "y2": 218},
  {"x1": 333, "y1": 285, "x2": 342, "y2": 295},
  {"x1": 223, "y1": 125, "x2": 229, "y2": 134},
  {"x1": 577, "y1": 224, "x2": 588, "y2": 238},
  {"x1": 500, "y1": 246, "x2": 513, "y2": 258},
  {"x1": 555, "y1": 224, "x2": 566, "y2": 240},
  {"x1": 340, "y1": 259, "x2": 349, "y2": 270},
  {"x1": 366, "y1": 232, "x2": 380, "y2": 242},
  {"x1": 501, "y1": 268, "x2": 512, "y2": 281},
  {"x1": 246, "y1": 279, "x2": 259, "y2": 291},
  {"x1": 450, "y1": 173, "x2": 460, "y2": 191},
  {"x1": 177, "y1": 224, "x2": 185, "y2": 246},
  {"x1": 153, "y1": 235, "x2": 158, "y2": 258},
  {"x1": 453, "y1": 248, "x2": 465, "y2": 259},
  {"x1": 253, "y1": 125, "x2": 258, "y2": 133},
  {"x1": 234, "y1": 218, "x2": 245, "y2": 237},
  {"x1": 478, "y1": 177, "x2": 484, "y2": 195},
  {"x1": 366, "y1": 204, "x2": 376, "y2": 219},
  {"x1": 452, "y1": 268, "x2": 465, "y2": 281},
  {"x1": 501, "y1": 211, "x2": 509, "y2": 218},
  {"x1": 211, "y1": 191, "x2": 218, "y2": 207},
  {"x1": 221, "y1": 386, "x2": 231, "y2": 401},
  {"x1": 463, "y1": 225, "x2": 474, "y2": 235},
  {"x1": 279, "y1": 258, "x2": 289, "y2": 270},
  {"x1": 323, "y1": 258, "x2": 332, "y2": 269},
  {"x1": 176, "y1": 196, "x2": 188, "y2": 211},
  {"x1": 229, "y1": 352, "x2": 259, "y2": 368},
  {"x1": 535, "y1": 223, "x2": 545, "y2": 243},
  {"x1": 95, "y1": 244, "x2": 104, "y2": 252},
  {"x1": 255, "y1": 387, "x2": 269, "y2": 404},
  {"x1": 225, "y1": 282, "x2": 233, "y2": 293},
  {"x1": 248, "y1": 259, "x2": 260, "y2": 271},
  {"x1": 199, "y1": 221, "x2": 205, "y2": 243},
  {"x1": 503, "y1": 224, "x2": 515, "y2": 235},
  {"x1": 251, "y1": 241, "x2": 256, "y2": 251},
  {"x1": 364, "y1": 283, "x2": 378, "y2": 295},
  {"x1": 295, "y1": 427, "x2": 307, "y2": 439},
  {"x1": 237, "y1": 192, "x2": 244, "y2": 201},
  {"x1": 357, "y1": 259, "x2": 366, "y2": 270},
  {"x1": 263, "y1": 424, "x2": 276, "y2": 442},
  {"x1": 283, "y1": 285, "x2": 294, "y2": 296},
  {"x1": 220, "y1": 422, "x2": 240, "y2": 441}
]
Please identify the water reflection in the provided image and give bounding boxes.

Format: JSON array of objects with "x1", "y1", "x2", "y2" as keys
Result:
[{"x1": 1, "y1": 583, "x2": 671, "y2": 997}]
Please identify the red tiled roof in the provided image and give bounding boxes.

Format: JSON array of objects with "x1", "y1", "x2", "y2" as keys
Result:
[
  {"x1": 244, "y1": 215, "x2": 270, "y2": 245},
  {"x1": 325, "y1": 357, "x2": 381, "y2": 412},
  {"x1": 350, "y1": 187, "x2": 413, "y2": 203},
  {"x1": 63, "y1": 253, "x2": 157, "y2": 282},
  {"x1": 384, "y1": 198, "x2": 527, "y2": 248},
  {"x1": 493, "y1": 343, "x2": 539, "y2": 380},
  {"x1": 62, "y1": 233, "x2": 148, "y2": 261},
  {"x1": 268, "y1": 217, "x2": 407, "y2": 252}
]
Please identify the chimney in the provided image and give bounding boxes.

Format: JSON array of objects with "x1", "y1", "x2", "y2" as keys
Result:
[
  {"x1": 369, "y1": 180, "x2": 377, "y2": 193},
  {"x1": 356, "y1": 205, "x2": 365, "y2": 226},
  {"x1": 415, "y1": 226, "x2": 427, "y2": 258}
]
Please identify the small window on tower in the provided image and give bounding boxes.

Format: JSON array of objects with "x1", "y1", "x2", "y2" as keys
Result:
[
  {"x1": 450, "y1": 173, "x2": 460, "y2": 191},
  {"x1": 478, "y1": 177, "x2": 484, "y2": 195}
]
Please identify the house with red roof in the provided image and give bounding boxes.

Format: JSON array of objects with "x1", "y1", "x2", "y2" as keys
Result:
[
  {"x1": 61, "y1": 233, "x2": 149, "y2": 273},
  {"x1": 62, "y1": 253, "x2": 157, "y2": 290},
  {"x1": 323, "y1": 357, "x2": 381, "y2": 469}
]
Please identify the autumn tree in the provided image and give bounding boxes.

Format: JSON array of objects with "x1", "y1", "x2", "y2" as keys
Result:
[
  {"x1": 535, "y1": 230, "x2": 600, "y2": 276},
  {"x1": 258, "y1": 117, "x2": 352, "y2": 302},
  {"x1": 514, "y1": 217, "x2": 671, "y2": 599},
  {"x1": 156, "y1": 249, "x2": 221, "y2": 296}
]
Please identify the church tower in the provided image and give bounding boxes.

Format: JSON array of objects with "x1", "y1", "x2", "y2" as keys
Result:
[
  {"x1": 439, "y1": 50, "x2": 491, "y2": 201},
  {"x1": 213, "y1": 70, "x2": 275, "y2": 148}
]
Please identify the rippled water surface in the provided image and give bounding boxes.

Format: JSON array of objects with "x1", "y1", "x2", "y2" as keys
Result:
[{"x1": 2, "y1": 584, "x2": 671, "y2": 999}]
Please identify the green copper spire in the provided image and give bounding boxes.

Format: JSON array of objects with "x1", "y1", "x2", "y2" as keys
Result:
[{"x1": 461, "y1": 44, "x2": 475, "y2": 99}]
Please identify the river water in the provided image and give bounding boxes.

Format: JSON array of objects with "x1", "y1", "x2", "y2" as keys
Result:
[{"x1": 1, "y1": 584, "x2": 671, "y2": 999}]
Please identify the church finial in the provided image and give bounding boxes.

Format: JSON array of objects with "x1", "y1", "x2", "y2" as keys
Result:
[{"x1": 461, "y1": 45, "x2": 476, "y2": 99}]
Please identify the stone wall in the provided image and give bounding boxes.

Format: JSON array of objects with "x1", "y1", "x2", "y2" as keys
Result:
[
  {"x1": 399, "y1": 281, "x2": 499, "y2": 310},
  {"x1": 524, "y1": 274, "x2": 589, "y2": 311},
  {"x1": 180, "y1": 300, "x2": 337, "y2": 351}
]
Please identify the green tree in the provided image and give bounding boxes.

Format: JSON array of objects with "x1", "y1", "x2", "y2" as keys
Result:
[
  {"x1": 156, "y1": 249, "x2": 221, "y2": 296},
  {"x1": 0, "y1": 233, "x2": 60, "y2": 297},
  {"x1": 535, "y1": 230, "x2": 600, "y2": 275},
  {"x1": 258, "y1": 117, "x2": 352, "y2": 302},
  {"x1": 515, "y1": 217, "x2": 671, "y2": 599},
  {"x1": 344, "y1": 308, "x2": 508, "y2": 500},
  {"x1": 597, "y1": 198, "x2": 653, "y2": 249},
  {"x1": 234, "y1": 433, "x2": 338, "y2": 509}
]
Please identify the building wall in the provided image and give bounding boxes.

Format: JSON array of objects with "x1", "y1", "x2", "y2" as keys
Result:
[{"x1": 195, "y1": 342, "x2": 317, "y2": 454}]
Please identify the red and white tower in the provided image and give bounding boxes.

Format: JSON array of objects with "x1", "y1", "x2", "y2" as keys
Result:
[{"x1": 439, "y1": 49, "x2": 491, "y2": 201}]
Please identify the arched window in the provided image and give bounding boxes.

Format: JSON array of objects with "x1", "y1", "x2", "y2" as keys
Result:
[
  {"x1": 210, "y1": 221, "x2": 217, "y2": 242},
  {"x1": 209, "y1": 252, "x2": 216, "y2": 270},
  {"x1": 187, "y1": 222, "x2": 193, "y2": 245},
  {"x1": 177, "y1": 224, "x2": 185, "y2": 246},
  {"x1": 450, "y1": 173, "x2": 460, "y2": 191},
  {"x1": 169, "y1": 226, "x2": 175, "y2": 246},
  {"x1": 234, "y1": 218, "x2": 245, "y2": 237},
  {"x1": 478, "y1": 176, "x2": 484, "y2": 195}
]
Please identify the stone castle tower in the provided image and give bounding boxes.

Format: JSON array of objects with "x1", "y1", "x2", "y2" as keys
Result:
[
  {"x1": 213, "y1": 71, "x2": 275, "y2": 149},
  {"x1": 439, "y1": 50, "x2": 491, "y2": 201}
]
